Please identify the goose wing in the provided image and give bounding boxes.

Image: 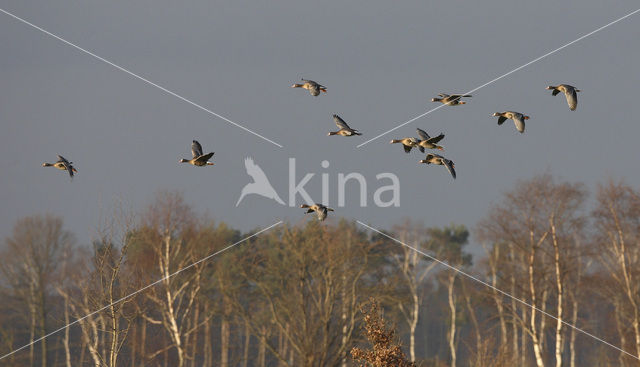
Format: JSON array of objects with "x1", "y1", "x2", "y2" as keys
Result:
[
  {"x1": 333, "y1": 115, "x2": 351, "y2": 130},
  {"x1": 443, "y1": 159, "x2": 456, "y2": 179},
  {"x1": 565, "y1": 87, "x2": 578, "y2": 111},
  {"x1": 67, "y1": 164, "x2": 75, "y2": 178},
  {"x1": 302, "y1": 79, "x2": 322, "y2": 96},
  {"x1": 195, "y1": 152, "x2": 214, "y2": 164},
  {"x1": 497, "y1": 116, "x2": 507, "y2": 125},
  {"x1": 426, "y1": 133, "x2": 445, "y2": 144},
  {"x1": 416, "y1": 128, "x2": 430, "y2": 141},
  {"x1": 56, "y1": 156, "x2": 74, "y2": 177},
  {"x1": 309, "y1": 84, "x2": 320, "y2": 96},
  {"x1": 317, "y1": 206, "x2": 328, "y2": 221},
  {"x1": 512, "y1": 114, "x2": 525, "y2": 133},
  {"x1": 191, "y1": 140, "x2": 203, "y2": 158},
  {"x1": 57, "y1": 155, "x2": 70, "y2": 164}
]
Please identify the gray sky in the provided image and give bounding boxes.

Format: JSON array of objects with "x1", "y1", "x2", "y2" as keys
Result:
[{"x1": 1, "y1": 0, "x2": 639, "y2": 247}]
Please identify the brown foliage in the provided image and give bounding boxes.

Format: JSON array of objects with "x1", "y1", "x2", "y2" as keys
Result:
[{"x1": 350, "y1": 299, "x2": 415, "y2": 367}]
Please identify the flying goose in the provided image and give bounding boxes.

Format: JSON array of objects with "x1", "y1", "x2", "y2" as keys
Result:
[
  {"x1": 415, "y1": 128, "x2": 445, "y2": 153},
  {"x1": 291, "y1": 79, "x2": 327, "y2": 96},
  {"x1": 493, "y1": 111, "x2": 530, "y2": 133},
  {"x1": 419, "y1": 153, "x2": 456, "y2": 179},
  {"x1": 431, "y1": 93, "x2": 472, "y2": 106},
  {"x1": 300, "y1": 203, "x2": 334, "y2": 221},
  {"x1": 546, "y1": 84, "x2": 580, "y2": 111},
  {"x1": 390, "y1": 137, "x2": 420, "y2": 153},
  {"x1": 42, "y1": 155, "x2": 77, "y2": 178},
  {"x1": 328, "y1": 114, "x2": 362, "y2": 136},
  {"x1": 180, "y1": 140, "x2": 214, "y2": 166}
]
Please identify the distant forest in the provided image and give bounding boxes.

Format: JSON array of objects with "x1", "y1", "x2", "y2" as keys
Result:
[{"x1": 1, "y1": 173, "x2": 640, "y2": 367}]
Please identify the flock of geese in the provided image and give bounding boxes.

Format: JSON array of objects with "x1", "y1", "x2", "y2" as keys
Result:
[
  {"x1": 40, "y1": 78, "x2": 581, "y2": 222},
  {"x1": 289, "y1": 79, "x2": 580, "y2": 184}
]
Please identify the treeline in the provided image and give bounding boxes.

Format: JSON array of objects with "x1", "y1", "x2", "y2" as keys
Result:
[{"x1": 1, "y1": 174, "x2": 640, "y2": 366}]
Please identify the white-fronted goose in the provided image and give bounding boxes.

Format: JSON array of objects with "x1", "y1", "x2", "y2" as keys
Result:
[
  {"x1": 291, "y1": 79, "x2": 327, "y2": 96},
  {"x1": 419, "y1": 153, "x2": 456, "y2": 179},
  {"x1": 390, "y1": 137, "x2": 420, "y2": 153},
  {"x1": 328, "y1": 114, "x2": 362, "y2": 136},
  {"x1": 180, "y1": 140, "x2": 214, "y2": 166},
  {"x1": 546, "y1": 84, "x2": 580, "y2": 111},
  {"x1": 493, "y1": 111, "x2": 530, "y2": 133},
  {"x1": 300, "y1": 203, "x2": 334, "y2": 221},
  {"x1": 431, "y1": 93, "x2": 472, "y2": 106},
  {"x1": 415, "y1": 128, "x2": 445, "y2": 153},
  {"x1": 42, "y1": 155, "x2": 77, "y2": 178}
]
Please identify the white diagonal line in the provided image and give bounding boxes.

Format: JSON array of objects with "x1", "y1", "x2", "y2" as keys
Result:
[
  {"x1": 356, "y1": 220, "x2": 640, "y2": 360},
  {"x1": 357, "y1": 8, "x2": 640, "y2": 148},
  {"x1": 0, "y1": 220, "x2": 283, "y2": 361},
  {"x1": 0, "y1": 8, "x2": 283, "y2": 148}
]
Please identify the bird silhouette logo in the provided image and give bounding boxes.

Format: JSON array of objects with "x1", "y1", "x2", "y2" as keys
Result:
[{"x1": 236, "y1": 157, "x2": 285, "y2": 207}]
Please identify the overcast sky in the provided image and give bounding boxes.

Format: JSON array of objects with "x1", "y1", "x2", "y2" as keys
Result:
[{"x1": 1, "y1": 0, "x2": 639, "y2": 247}]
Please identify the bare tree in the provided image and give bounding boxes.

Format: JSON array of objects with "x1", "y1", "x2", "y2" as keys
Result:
[
  {"x1": 477, "y1": 174, "x2": 586, "y2": 367},
  {"x1": 132, "y1": 192, "x2": 205, "y2": 367},
  {"x1": 390, "y1": 219, "x2": 438, "y2": 362},
  {"x1": 593, "y1": 180, "x2": 640, "y2": 363},
  {"x1": 0, "y1": 214, "x2": 74, "y2": 367},
  {"x1": 56, "y1": 206, "x2": 138, "y2": 367},
  {"x1": 431, "y1": 225, "x2": 471, "y2": 367},
  {"x1": 230, "y1": 221, "x2": 377, "y2": 367}
]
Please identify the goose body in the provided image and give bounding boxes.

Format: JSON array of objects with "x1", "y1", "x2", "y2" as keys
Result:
[
  {"x1": 415, "y1": 128, "x2": 445, "y2": 153},
  {"x1": 291, "y1": 78, "x2": 327, "y2": 96},
  {"x1": 493, "y1": 111, "x2": 530, "y2": 133},
  {"x1": 300, "y1": 203, "x2": 334, "y2": 221},
  {"x1": 42, "y1": 155, "x2": 77, "y2": 178},
  {"x1": 180, "y1": 140, "x2": 215, "y2": 166},
  {"x1": 419, "y1": 153, "x2": 456, "y2": 179},
  {"x1": 389, "y1": 137, "x2": 420, "y2": 153},
  {"x1": 546, "y1": 84, "x2": 580, "y2": 111},
  {"x1": 328, "y1": 114, "x2": 362, "y2": 136},
  {"x1": 431, "y1": 93, "x2": 472, "y2": 106}
]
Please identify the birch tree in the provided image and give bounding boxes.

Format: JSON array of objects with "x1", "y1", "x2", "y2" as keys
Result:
[
  {"x1": 477, "y1": 174, "x2": 586, "y2": 367},
  {"x1": 593, "y1": 180, "x2": 640, "y2": 363},
  {"x1": 0, "y1": 214, "x2": 73, "y2": 367},
  {"x1": 128, "y1": 191, "x2": 207, "y2": 367}
]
